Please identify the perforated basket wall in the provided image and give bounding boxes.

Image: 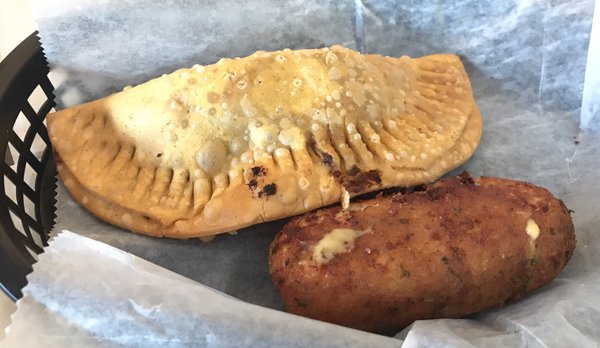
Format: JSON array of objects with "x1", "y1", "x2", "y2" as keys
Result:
[{"x1": 0, "y1": 32, "x2": 57, "y2": 300}]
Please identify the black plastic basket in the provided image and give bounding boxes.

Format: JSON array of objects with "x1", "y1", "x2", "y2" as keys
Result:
[{"x1": 0, "y1": 32, "x2": 57, "y2": 301}]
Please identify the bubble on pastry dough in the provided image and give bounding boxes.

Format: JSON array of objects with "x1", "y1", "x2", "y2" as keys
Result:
[
  {"x1": 123, "y1": 85, "x2": 132, "y2": 91},
  {"x1": 237, "y1": 80, "x2": 248, "y2": 89},
  {"x1": 275, "y1": 54, "x2": 286, "y2": 63},
  {"x1": 384, "y1": 151, "x2": 394, "y2": 161},
  {"x1": 181, "y1": 72, "x2": 190, "y2": 79},
  {"x1": 199, "y1": 235, "x2": 216, "y2": 242},
  {"x1": 170, "y1": 100, "x2": 181, "y2": 111},
  {"x1": 207, "y1": 92, "x2": 220, "y2": 103},
  {"x1": 81, "y1": 196, "x2": 89, "y2": 204},
  {"x1": 275, "y1": 106, "x2": 284, "y2": 113},
  {"x1": 121, "y1": 213, "x2": 133, "y2": 226},
  {"x1": 346, "y1": 123, "x2": 356, "y2": 133},
  {"x1": 420, "y1": 153, "x2": 428, "y2": 159},
  {"x1": 240, "y1": 94, "x2": 257, "y2": 117},
  {"x1": 229, "y1": 136, "x2": 247, "y2": 155},
  {"x1": 367, "y1": 104, "x2": 379, "y2": 119},
  {"x1": 328, "y1": 67, "x2": 342, "y2": 80},
  {"x1": 331, "y1": 89, "x2": 341, "y2": 100},
  {"x1": 299, "y1": 177, "x2": 310, "y2": 191},
  {"x1": 326, "y1": 107, "x2": 339, "y2": 122},
  {"x1": 325, "y1": 51, "x2": 338, "y2": 65},
  {"x1": 370, "y1": 134, "x2": 380, "y2": 143},
  {"x1": 241, "y1": 151, "x2": 254, "y2": 164},
  {"x1": 208, "y1": 107, "x2": 217, "y2": 116},
  {"x1": 311, "y1": 123, "x2": 320, "y2": 132},
  {"x1": 325, "y1": 95, "x2": 333, "y2": 102},
  {"x1": 279, "y1": 118, "x2": 292, "y2": 129},
  {"x1": 387, "y1": 120, "x2": 397, "y2": 128},
  {"x1": 290, "y1": 90, "x2": 297, "y2": 96},
  {"x1": 410, "y1": 155, "x2": 416, "y2": 163},
  {"x1": 344, "y1": 57, "x2": 355, "y2": 68},
  {"x1": 278, "y1": 127, "x2": 305, "y2": 149},
  {"x1": 353, "y1": 92, "x2": 366, "y2": 106},
  {"x1": 253, "y1": 76, "x2": 264, "y2": 86},
  {"x1": 293, "y1": 78, "x2": 302, "y2": 87},
  {"x1": 193, "y1": 64, "x2": 204, "y2": 73},
  {"x1": 312, "y1": 109, "x2": 326, "y2": 123},
  {"x1": 335, "y1": 102, "x2": 342, "y2": 108},
  {"x1": 399, "y1": 150, "x2": 408, "y2": 158},
  {"x1": 194, "y1": 105, "x2": 202, "y2": 113},
  {"x1": 266, "y1": 143, "x2": 277, "y2": 153},
  {"x1": 195, "y1": 138, "x2": 227, "y2": 174},
  {"x1": 340, "y1": 109, "x2": 347, "y2": 116},
  {"x1": 353, "y1": 133, "x2": 362, "y2": 141}
]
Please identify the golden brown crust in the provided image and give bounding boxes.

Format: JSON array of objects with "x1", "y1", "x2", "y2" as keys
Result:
[
  {"x1": 48, "y1": 45, "x2": 482, "y2": 238},
  {"x1": 268, "y1": 174, "x2": 576, "y2": 334}
]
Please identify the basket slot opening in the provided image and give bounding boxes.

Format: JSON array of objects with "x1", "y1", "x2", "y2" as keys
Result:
[
  {"x1": 27, "y1": 85, "x2": 47, "y2": 114},
  {"x1": 25, "y1": 246, "x2": 39, "y2": 261},
  {"x1": 5, "y1": 142, "x2": 19, "y2": 168},
  {"x1": 23, "y1": 194, "x2": 37, "y2": 224},
  {"x1": 2, "y1": 163, "x2": 37, "y2": 202},
  {"x1": 13, "y1": 112, "x2": 31, "y2": 144},
  {"x1": 23, "y1": 161, "x2": 37, "y2": 190},
  {"x1": 6, "y1": 135, "x2": 42, "y2": 172},
  {"x1": 21, "y1": 102, "x2": 51, "y2": 158},
  {"x1": 29, "y1": 228, "x2": 44, "y2": 251},
  {"x1": 31, "y1": 134, "x2": 46, "y2": 161},
  {"x1": 3, "y1": 189, "x2": 44, "y2": 235},
  {"x1": 7, "y1": 210, "x2": 28, "y2": 240},
  {"x1": 6, "y1": 209, "x2": 43, "y2": 254},
  {"x1": 3, "y1": 176, "x2": 18, "y2": 207}
]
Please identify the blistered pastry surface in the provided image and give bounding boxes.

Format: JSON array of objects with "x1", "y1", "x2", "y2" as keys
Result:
[{"x1": 48, "y1": 45, "x2": 482, "y2": 237}]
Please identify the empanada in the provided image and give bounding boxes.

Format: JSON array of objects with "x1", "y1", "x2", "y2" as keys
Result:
[{"x1": 48, "y1": 45, "x2": 482, "y2": 238}]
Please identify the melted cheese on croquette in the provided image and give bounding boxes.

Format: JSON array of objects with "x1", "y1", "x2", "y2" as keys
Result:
[{"x1": 312, "y1": 228, "x2": 369, "y2": 265}]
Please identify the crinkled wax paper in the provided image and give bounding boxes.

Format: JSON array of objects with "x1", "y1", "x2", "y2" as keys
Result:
[
  {"x1": 1, "y1": 231, "x2": 398, "y2": 347},
  {"x1": 3, "y1": 0, "x2": 599, "y2": 346}
]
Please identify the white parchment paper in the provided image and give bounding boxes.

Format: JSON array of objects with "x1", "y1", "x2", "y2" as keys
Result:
[
  {"x1": 1, "y1": 231, "x2": 399, "y2": 347},
  {"x1": 3, "y1": 0, "x2": 599, "y2": 346}
]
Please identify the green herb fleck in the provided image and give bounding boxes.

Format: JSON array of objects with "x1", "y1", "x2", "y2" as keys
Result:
[
  {"x1": 453, "y1": 206, "x2": 463, "y2": 214},
  {"x1": 388, "y1": 306, "x2": 400, "y2": 314},
  {"x1": 527, "y1": 258, "x2": 538, "y2": 266},
  {"x1": 400, "y1": 266, "x2": 411, "y2": 278},
  {"x1": 442, "y1": 256, "x2": 449, "y2": 264},
  {"x1": 399, "y1": 218, "x2": 409, "y2": 224},
  {"x1": 294, "y1": 297, "x2": 309, "y2": 308}
]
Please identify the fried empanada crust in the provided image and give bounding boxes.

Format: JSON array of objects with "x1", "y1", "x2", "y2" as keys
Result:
[{"x1": 48, "y1": 45, "x2": 482, "y2": 238}]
